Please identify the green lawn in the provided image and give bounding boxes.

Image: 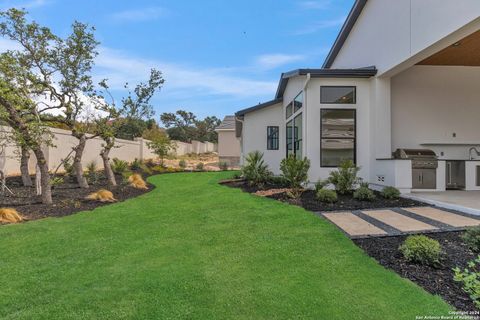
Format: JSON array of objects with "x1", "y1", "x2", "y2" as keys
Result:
[{"x1": 0, "y1": 172, "x2": 451, "y2": 319}]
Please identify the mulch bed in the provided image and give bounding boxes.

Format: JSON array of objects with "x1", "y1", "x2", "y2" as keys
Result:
[
  {"x1": 354, "y1": 231, "x2": 477, "y2": 312},
  {"x1": 221, "y1": 179, "x2": 425, "y2": 212},
  {"x1": 0, "y1": 172, "x2": 153, "y2": 221}
]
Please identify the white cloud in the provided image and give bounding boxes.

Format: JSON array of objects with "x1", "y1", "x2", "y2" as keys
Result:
[
  {"x1": 293, "y1": 16, "x2": 345, "y2": 35},
  {"x1": 95, "y1": 47, "x2": 277, "y2": 98},
  {"x1": 1, "y1": 0, "x2": 51, "y2": 10},
  {"x1": 298, "y1": 0, "x2": 331, "y2": 10},
  {"x1": 109, "y1": 7, "x2": 168, "y2": 23},
  {"x1": 255, "y1": 53, "x2": 306, "y2": 70}
]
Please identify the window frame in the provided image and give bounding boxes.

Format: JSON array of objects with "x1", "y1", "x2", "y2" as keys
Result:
[
  {"x1": 320, "y1": 108, "x2": 357, "y2": 168},
  {"x1": 320, "y1": 86, "x2": 356, "y2": 104},
  {"x1": 266, "y1": 126, "x2": 279, "y2": 150}
]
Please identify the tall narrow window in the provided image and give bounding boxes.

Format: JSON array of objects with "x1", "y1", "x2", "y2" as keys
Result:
[
  {"x1": 293, "y1": 92, "x2": 303, "y2": 113},
  {"x1": 321, "y1": 86, "x2": 356, "y2": 104},
  {"x1": 285, "y1": 102, "x2": 293, "y2": 119},
  {"x1": 286, "y1": 120, "x2": 293, "y2": 157},
  {"x1": 267, "y1": 126, "x2": 279, "y2": 150},
  {"x1": 321, "y1": 109, "x2": 356, "y2": 167},
  {"x1": 293, "y1": 114, "x2": 303, "y2": 159}
]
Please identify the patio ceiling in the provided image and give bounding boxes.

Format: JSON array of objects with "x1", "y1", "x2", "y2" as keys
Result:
[{"x1": 417, "y1": 30, "x2": 480, "y2": 66}]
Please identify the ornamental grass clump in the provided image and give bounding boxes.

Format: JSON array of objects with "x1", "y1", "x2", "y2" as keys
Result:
[
  {"x1": 241, "y1": 151, "x2": 272, "y2": 188},
  {"x1": 85, "y1": 189, "x2": 117, "y2": 203},
  {"x1": 0, "y1": 208, "x2": 23, "y2": 224},
  {"x1": 280, "y1": 155, "x2": 310, "y2": 198},
  {"x1": 399, "y1": 235, "x2": 442, "y2": 266},
  {"x1": 128, "y1": 174, "x2": 148, "y2": 190}
]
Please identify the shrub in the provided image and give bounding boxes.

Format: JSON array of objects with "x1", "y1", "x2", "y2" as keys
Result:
[
  {"x1": 328, "y1": 160, "x2": 361, "y2": 195},
  {"x1": 130, "y1": 158, "x2": 143, "y2": 171},
  {"x1": 454, "y1": 256, "x2": 480, "y2": 308},
  {"x1": 241, "y1": 151, "x2": 272, "y2": 187},
  {"x1": 151, "y1": 165, "x2": 166, "y2": 173},
  {"x1": 111, "y1": 158, "x2": 130, "y2": 175},
  {"x1": 315, "y1": 179, "x2": 329, "y2": 192},
  {"x1": 85, "y1": 160, "x2": 99, "y2": 184},
  {"x1": 178, "y1": 159, "x2": 187, "y2": 169},
  {"x1": 269, "y1": 176, "x2": 289, "y2": 187},
  {"x1": 63, "y1": 158, "x2": 75, "y2": 177},
  {"x1": 399, "y1": 235, "x2": 442, "y2": 266},
  {"x1": 382, "y1": 186, "x2": 401, "y2": 199},
  {"x1": 49, "y1": 176, "x2": 64, "y2": 188},
  {"x1": 280, "y1": 155, "x2": 310, "y2": 198},
  {"x1": 353, "y1": 186, "x2": 376, "y2": 201},
  {"x1": 316, "y1": 189, "x2": 338, "y2": 203},
  {"x1": 196, "y1": 162, "x2": 204, "y2": 171},
  {"x1": 462, "y1": 227, "x2": 480, "y2": 252},
  {"x1": 219, "y1": 162, "x2": 229, "y2": 171}
]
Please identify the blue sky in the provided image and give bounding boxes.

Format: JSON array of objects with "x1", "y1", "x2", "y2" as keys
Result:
[{"x1": 0, "y1": 0, "x2": 354, "y2": 120}]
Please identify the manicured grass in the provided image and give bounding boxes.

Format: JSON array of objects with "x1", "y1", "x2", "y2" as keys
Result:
[{"x1": 0, "y1": 172, "x2": 451, "y2": 319}]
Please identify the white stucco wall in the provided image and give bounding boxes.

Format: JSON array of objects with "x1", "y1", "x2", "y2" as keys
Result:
[
  {"x1": 391, "y1": 65, "x2": 480, "y2": 159},
  {"x1": 331, "y1": 0, "x2": 480, "y2": 74},
  {"x1": 304, "y1": 77, "x2": 372, "y2": 184},
  {"x1": 242, "y1": 103, "x2": 284, "y2": 174}
]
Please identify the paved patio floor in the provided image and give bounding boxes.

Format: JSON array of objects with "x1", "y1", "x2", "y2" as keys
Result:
[
  {"x1": 322, "y1": 206, "x2": 480, "y2": 238},
  {"x1": 405, "y1": 191, "x2": 480, "y2": 215}
]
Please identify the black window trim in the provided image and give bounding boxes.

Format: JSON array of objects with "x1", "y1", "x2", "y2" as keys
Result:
[
  {"x1": 267, "y1": 126, "x2": 279, "y2": 150},
  {"x1": 320, "y1": 86, "x2": 356, "y2": 104},
  {"x1": 320, "y1": 108, "x2": 357, "y2": 168}
]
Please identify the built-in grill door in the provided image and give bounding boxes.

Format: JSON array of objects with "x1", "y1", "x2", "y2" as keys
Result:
[{"x1": 412, "y1": 169, "x2": 437, "y2": 189}]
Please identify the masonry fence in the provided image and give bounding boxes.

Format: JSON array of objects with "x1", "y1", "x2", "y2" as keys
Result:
[{"x1": 0, "y1": 127, "x2": 217, "y2": 176}]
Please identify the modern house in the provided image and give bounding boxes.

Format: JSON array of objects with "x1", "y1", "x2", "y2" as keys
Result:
[
  {"x1": 215, "y1": 116, "x2": 241, "y2": 166},
  {"x1": 236, "y1": 0, "x2": 480, "y2": 196}
]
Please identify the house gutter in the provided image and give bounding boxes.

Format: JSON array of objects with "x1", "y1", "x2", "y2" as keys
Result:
[{"x1": 303, "y1": 73, "x2": 311, "y2": 162}]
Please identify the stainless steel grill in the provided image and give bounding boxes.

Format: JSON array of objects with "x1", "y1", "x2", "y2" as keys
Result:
[
  {"x1": 393, "y1": 149, "x2": 438, "y2": 189},
  {"x1": 393, "y1": 149, "x2": 438, "y2": 169}
]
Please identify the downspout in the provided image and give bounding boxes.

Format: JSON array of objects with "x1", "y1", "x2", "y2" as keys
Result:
[{"x1": 303, "y1": 73, "x2": 311, "y2": 163}]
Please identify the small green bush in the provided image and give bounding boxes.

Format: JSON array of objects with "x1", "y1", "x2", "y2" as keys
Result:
[
  {"x1": 454, "y1": 256, "x2": 480, "y2": 308},
  {"x1": 280, "y1": 155, "x2": 310, "y2": 198},
  {"x1": 196, "y1": 162, "x2": 204, "y2": 171},
  {"x1": 382, "y1": 186, "x2": 401, "y2": 199},
  {"x1": 328, "y1": 160, "x2": 361, "y2": 195},
  {"x1": 111, "y1": 158, "x2": 130, "y2": 175},
  {"x1": 219, "y1": 162, "x2": 229, "y2": 171},
  {"x1": 462, "y1": 227, "x2": 480, "y2": 252},
  {"x1": 241, "y1": 151, "x2": 272, "y2": 187},
  {"x1": 50, "y1": 176, "x2": 64, "y2": 188},
  {"x1": 85, "y1": 160, "x2": 99, "y2": 184},
  {"x1": 316, "y1": 189, "x2": 338, "y2": 203},
  {"x1": 315, "y1": 179, "x2": 329, "y2": 192},
  {"x1": 399, "y1": 235, "x2": 442, "y2": 266},
  {"x1": 63, "y1": 159, "x2": 75, "y2": 177},
  {"x1": 130, "y1": 158, "x2": 143, "y2": 171},
  {"x1": 353, "y1": 186, "x2": 376, "y2": 201},
  {"x1": 269, "y1": 176, "x2": 289, "y2": 187},
  {"x1": 178, "y1": 160, "x2": 187, "y2": 169}
]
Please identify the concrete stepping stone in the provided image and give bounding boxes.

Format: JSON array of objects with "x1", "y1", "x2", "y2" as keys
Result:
[
  {"x1": 404, "y1": 207, "x2": 480, "y2": 228},
  {"x1": 323, "y1": 212, "x2": 387, "y2": 236},
  {"x1": 362, "y1": 210, "x2": 437, "y2": 232}
]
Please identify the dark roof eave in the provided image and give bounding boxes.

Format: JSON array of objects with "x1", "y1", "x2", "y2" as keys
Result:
[
  {"x1": 322, "y1": 0, "x2": 368, "y2": 69},
  {"x1": 275, "y1": 67, "x2": 377, "y2": 99},
  {"x1": 235, "y1": 98, "x2": 282, "y2": 117}
]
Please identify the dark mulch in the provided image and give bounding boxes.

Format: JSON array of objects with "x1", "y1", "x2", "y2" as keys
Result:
[
  {"x1": 0, "y1": 172, "x2": 153, "y2": 221},
  {"x1": 221, "y1": 179, "x2": 426, "y2": 212},
  {"x1": 354, "y1": 231, "x2": 477, "y2": 311}
]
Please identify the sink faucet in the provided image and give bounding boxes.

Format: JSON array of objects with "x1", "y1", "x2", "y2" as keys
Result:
[{"x1": 469, "y1": 147, "x2": 480, "y2": 160}]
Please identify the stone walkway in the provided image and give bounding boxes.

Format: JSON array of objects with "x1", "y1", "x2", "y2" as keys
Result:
[{"x1": 322, "y1": 207, "x2": 480, "y2": 238}]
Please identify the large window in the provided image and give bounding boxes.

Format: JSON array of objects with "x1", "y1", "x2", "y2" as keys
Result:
[
  {"x1": 267, "y1": 126, "x2": 279, "y2": 150},
  {"x1": 321, "y1": 86, "x2": 356, "y2": 104},
  {"x1": 320, "y1": 109, "x2": 356, "y2": 167}
]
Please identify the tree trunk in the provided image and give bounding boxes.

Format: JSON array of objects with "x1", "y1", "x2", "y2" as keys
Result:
[
  {"x1": 32, "y1": 148, "x2": 52, "y2": 204},
  {"x1": 73, "y1": 134, "x2": 89, "y2": 188},
  {"x1": 101, "y1": 144, "x2": 116, "y2": 187},
  {"x1": 20, "y1": 146, "x2": 32, "y2": 187}
]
